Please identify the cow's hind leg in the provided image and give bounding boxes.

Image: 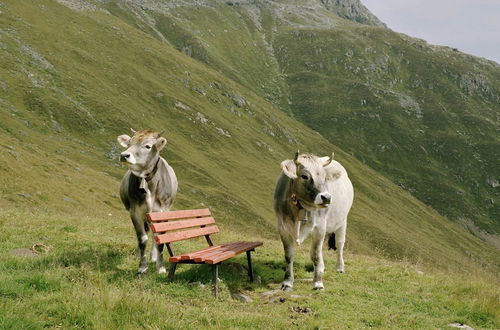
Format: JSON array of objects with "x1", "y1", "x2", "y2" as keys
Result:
[
  {"x1": 335, "y1": 224, "x2": 347, "y2": 273},
  {"x1": 311, "y1": 225, "x2": 326, "y2": 290},
  {"x1": 131, "y1": 209, "x2": 148, "y2": 274},
  {"x1": 279, "y1": 229, "x2": 295, "y2": 292}
]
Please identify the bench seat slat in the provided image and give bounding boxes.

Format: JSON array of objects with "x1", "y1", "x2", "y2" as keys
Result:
[
  {"x1": 180, "y1": 242, "x2": 243, "y2": 260},
  {"x1": 169, "y1": 245, "x2": 223, "y2": 263},
  {"x1": 155, "y1": 226, "x2": 219, "y2": 244},
  {"x1": 206, "y1": 242, "x2": 262, "y2": 264},
  {"x1": 151, "y1": 217, "x2": 215, "y2": 233},
  {"x1": 147, "y1": 208, "x2": 211, "y2": 222},
  {"x1": 168, "y1": 242, "x2": 244, "y2": 263},
  {"x1": 193, "y1": 242, "x2": 249, "y2": 262},
  {"x1": 195, "y1": 242, "x2": 263, "y2": 264}
]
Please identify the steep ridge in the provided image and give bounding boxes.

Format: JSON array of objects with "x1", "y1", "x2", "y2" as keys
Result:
[
  {"x1": 97, "y1": 0, "x2": 500, "y2": 237},
  {"x1": 0, "y1": 0, "x2": 498, "y2": 276}
]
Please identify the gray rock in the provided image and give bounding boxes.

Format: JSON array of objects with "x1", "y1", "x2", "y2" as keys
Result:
[
  {"x1": 106, "y1": 145, "x2": 120, "y2": 160},
  {"x1": 18, "y1": 192, "x2": 32, "y2": 199},
  {"x1": 269, "y1": 296, "x2": 286, "y2": 303},
  {"x1": 0, "y1": 78, "x2": 7, "y2": 92},
  {"x1": 232, "y1": 293, "x2": 252, "y2": 303},
  {"x1": 486, "y1": 177, "x2": 499, "y2": 188},
  {"x1": 188, "y1": 281, "x2": 206, "y2": 288},
  {"x1": 215, "y1": 127, "x2": 231, "y2": 137},
  {"x1": 320, "y1": 0, "x2": 386, "y2": 27},
  {"x1": 231, "y1": 94, "x2": 246, "y2": 108},
  {"x1": 193, "y1": 86, "x2": 206, "y2": 96},
  {"x1": 52, "y1": 120, "x2": 62, "y2": 133},
  {"x1": 196, "y1": 112, "x2": 209, "y2": 124},
  {"x1": 174, "y1": 101, "x2": 191, "y2": 111},
  {"x1": 449, "y1": 323, "x2": 474, "y2": 330},
  {"x1": 291, "y1": 306, "x2": 313, "y2": 314},
  {"x1": 261, "y1": 289, "x2": 279, "y2": 297}
]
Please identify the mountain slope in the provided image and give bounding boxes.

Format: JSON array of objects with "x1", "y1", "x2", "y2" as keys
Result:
[
  {"x1": 0, "y1": 0, "x2": 498, "y2": 273},
  {"x1": 97, "y1": 0, "x2": 500, "y2": 237}
]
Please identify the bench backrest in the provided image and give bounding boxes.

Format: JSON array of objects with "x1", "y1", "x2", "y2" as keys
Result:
[{"x1": 146, "y1": 208, "x2": 218, "y2": 245}]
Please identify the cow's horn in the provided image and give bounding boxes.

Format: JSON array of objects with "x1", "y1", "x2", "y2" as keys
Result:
[
  {"x1": 130, "y1": 128, "x2": 137, "y2": 134},
  {"x1": 294, "y1": 150, "x2": 300, "y2": 165},
  {"x1": 323, "y1": 152, "x2": 335, "y2": 167},
  {"x1": 156, "y1": 130, "x2": 165, "y2": 138}
]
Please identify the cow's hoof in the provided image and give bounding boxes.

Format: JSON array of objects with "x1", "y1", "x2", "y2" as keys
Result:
[
  {"x1": 313, "y1": 282, "x2": 324, "y2": 290},
  {"x1": 337, "y1": 267, "x2": 345, "y2": 273},
  {"x1": 157, "y1": 266, "x2": 166, "y2": 274},
  {"x1": 281, "y1": 283, "x2": 293, "y2": 292},
  {"x1": 137, "y1": 267, "x2": 148, "y2": 275}
]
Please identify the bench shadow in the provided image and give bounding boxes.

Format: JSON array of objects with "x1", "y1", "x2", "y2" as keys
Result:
[
  {"x1": 27, "y1": 244, "x2": 287, "y2": 293},
  {"x1": 153, "y1": 259, "x2": 284, "y2": 293}
]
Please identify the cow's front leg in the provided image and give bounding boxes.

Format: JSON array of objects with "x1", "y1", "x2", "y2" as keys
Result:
[
  {"x1": 151, "y1": 205, "x2": 167, "y2": 274},
  {"x1": 280, "y1": 231, "x2": 295, "y2": 291},
  {"x1": 310, "y1": 225, "x2": 326, "y2": 290},
  {"x1": 154, "y1": 242, "x2": 166, "y2": 274},
  {"x1": 131, "y1": 210, "x2": 148, "y2": 274}
]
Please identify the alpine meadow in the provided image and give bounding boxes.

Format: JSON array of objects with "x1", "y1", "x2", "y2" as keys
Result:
[{"x1": 0, "y1": 0, "x2": 498, "y2": 329}]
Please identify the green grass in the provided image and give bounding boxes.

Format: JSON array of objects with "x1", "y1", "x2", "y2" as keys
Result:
[
  {"x1": 1, "y1": 212, "x2": 498, "y2": 329},
  {"x1": 0, "y1": 1, "x2": 498, "y2": 328}
]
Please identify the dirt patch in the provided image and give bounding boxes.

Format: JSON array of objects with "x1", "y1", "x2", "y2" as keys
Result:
[
  {"x1": 290, "y1": 306, "x2": 313, "y2": 314},
  {"x1": 10, "y1": 248, "x2": 38, "y2": 257}
]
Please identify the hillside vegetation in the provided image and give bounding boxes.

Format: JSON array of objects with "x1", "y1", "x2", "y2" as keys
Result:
[
  {"x1": 0, "y1": 0, "x2": 498, "y2": 328},
  {"x1": 100, "y1": 0, "x2": 500, "y2": 236}
]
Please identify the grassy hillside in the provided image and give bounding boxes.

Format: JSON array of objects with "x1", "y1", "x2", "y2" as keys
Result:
[
  {"x1": 0, "y1": 1, "x2": 498, "y2": 328},
  {"x1": 99, "y1": 0, "x2": 500, "y2": 237},
  {"x1": 2, "y1": 214, "x2": 498, "y2": 328}
]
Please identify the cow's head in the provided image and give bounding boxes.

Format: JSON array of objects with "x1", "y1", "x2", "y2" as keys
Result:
[
  {"x1": 117, "y1": 129, "x2": 167, "y2": 173},
  {"x1": 281, "y1": 151, "x2": 340, "y2": 209}
]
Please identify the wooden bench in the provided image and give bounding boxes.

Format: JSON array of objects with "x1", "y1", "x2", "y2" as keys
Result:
[{"x1": 146, "y1": 208, "x2": 263, "y2": 297}]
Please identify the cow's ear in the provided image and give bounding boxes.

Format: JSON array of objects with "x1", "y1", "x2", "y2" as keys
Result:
[
  {"x1": 325, "y1": 164, "x2": 342, "y2": 181},
  {"x1": 155, "y1": 137, "x2": 167, "y2": 151},
  {"x1": 117, "y1": 135, "x2": 131, "y2": 148},
  {"x1": 281, "y1": 159, "x2": 298, "y2": 179},
  {"x1": 318, "y1": 156, "x2": 330, "y2": 164}
]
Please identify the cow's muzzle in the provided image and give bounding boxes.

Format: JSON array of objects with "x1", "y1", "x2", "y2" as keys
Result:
[
  {"x1": 120, "y1": 152, "x2": 131, "y2": 162},
  {"x1": 315, "y1": 192, "x2": 331, "y2": 208}
]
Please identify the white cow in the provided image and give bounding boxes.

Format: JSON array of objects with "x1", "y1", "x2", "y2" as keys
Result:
[{"x1": 274, "y1": 152, "x2": 354, "y2": 291}]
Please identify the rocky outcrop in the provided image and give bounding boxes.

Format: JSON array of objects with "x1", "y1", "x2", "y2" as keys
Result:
[{"x1": 320, "y1": 0, "x2": 386, "y2": 27}]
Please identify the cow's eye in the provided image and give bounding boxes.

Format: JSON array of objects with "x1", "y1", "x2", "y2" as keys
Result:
[
  {"x1": 301, "y1": 174, "x2": 309, "y2": 180},
  {"x1": 145, "y1": 145, "x2": 152, "y2": 149}
]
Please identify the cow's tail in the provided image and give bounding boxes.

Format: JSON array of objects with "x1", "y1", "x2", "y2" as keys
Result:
[
  {"x1": 328, "y1": 233, "x2": 337, "y2": 250},
  {"x1": 144, "y1": 221, "x2": 150, "y2": 233}
]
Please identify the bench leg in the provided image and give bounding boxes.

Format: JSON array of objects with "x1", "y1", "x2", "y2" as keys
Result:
[
  {"x1": 212, "y1": 264, "x2": 219, "y2": 298},
  {"x1": 246, "y1": 250, "x2": 254, "y2": 282},
  {"x1": 168, "y1": 263, "x2": 177, "y2": 282}
]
